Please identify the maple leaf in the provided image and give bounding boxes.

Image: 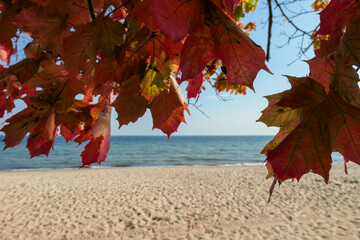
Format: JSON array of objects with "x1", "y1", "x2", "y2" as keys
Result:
[
  {"x1": 0, "y1": 74, "x2": 21, "y2": 117},
  {"x1": 11, "y1": 1, "x2": 90, "y2": 55},
  {"x1": 262, "y1": 74, "x2": 360, "y2": 185},
  {"x1": 26, "y1": 62, "x2": 84, "y2": 109},
  {"x1": 180, "y1": 0, "x2": 268, "y2": 90},
  {"x1": 26, "y1": 109, "x2": 57, "y2": 158},
  {"x1": 306, "y1": 58, "x2": 360, "y2": 108},
  {"x1": 264, "y1": 77, "x2": 331, "y2": 182},
  {"x1": 112, "y1": 75, "x2": 149, "y2": 127},
  {"x1": 1, "y1": 108, "x2": 38, "y2": 149},
  {"x1": 332, "y1": 64, "x2": 360, "y2": 108},
  {"x1": 186, "y1": 73, "x2": 205, "y2": 99},
  {"x1": 61, "y1": 14, "x2": 125, "y2": 99},
  {"x1": 315, "y1": 0, "x2": 359, "y2": 37},
  {"x1": 149, "y1": 75, "x2": 189, "y2": 138},
  {"x1": 1, "y1": 105, "x2": 57, "y2": 157},
  {"x1": 306, "y1": 58, "x2": 335, "y2": 92},
  {"x1": 80, "y1": 99, "x2": 112, "y2": 167},
  {"x1": 267, "y1": 113, "x2": 333, "y2": 183},
  {"x1": 114, "y1": 25, "x2": 150, "y2": 85},
  {"x1": 205, "y1": 0, "x2": 269, "y2": 89},
  {"x1": 327, "y1": 94, "x2": 360, "y2": 166},
  {"x1": 263, "y1": 0, "x2": 360, "y2": 195},
  {"x1": 141, "y1": 57, "x2": 173, "y2": 101},
  {"x1": 93, "y1": 58, "x2": 124, "y2": 96},
  {"x1": 62, "y1": 14, "x2": 125, "y2": 75},
  {"x1": 129, "y1": 0, "x2": 200, "y2": 43},
  {"x1": 257, "y1": 86, "x2": 302, "y2": 155},
  {"x1": 180, "y1": 23, "x2": 217, "y2": 84},
  {"x1": 340, "y1": 16, "x2": 360, "y2": 67},
  {"x1": 4, "y1": 58, "x2": 40, "y2": 84}
]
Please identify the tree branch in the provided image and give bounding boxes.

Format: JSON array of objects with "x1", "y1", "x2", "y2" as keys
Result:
[
  {"x1": 266, "y1": 0, "x2": 273, "y2": 61},
  {"x1": 87, "y1": 0, "x2": 96, "y2": 20},
  {"x1": 274, "y1": 0, "x2": 311, "y2": 37},
  {"x1": 189, "y1": 103, "x2": 210, "y2": 118}
]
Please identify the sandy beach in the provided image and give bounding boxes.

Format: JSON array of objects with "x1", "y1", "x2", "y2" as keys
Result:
[{"x1": 0, "y1": 163, "x2": 360, "y2": 240}]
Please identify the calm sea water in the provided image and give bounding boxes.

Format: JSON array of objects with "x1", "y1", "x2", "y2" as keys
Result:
[{"x1": 0, "y1": 135, "x2": 344, "y2": 170}]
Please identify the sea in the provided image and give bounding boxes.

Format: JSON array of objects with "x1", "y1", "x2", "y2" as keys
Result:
[{"x1": 0, "y1": 135, "x2": 344, "y2": 171}]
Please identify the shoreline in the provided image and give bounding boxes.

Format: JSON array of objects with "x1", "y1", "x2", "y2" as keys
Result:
[
  {"x1": 0, "y1": 162, "x2": 266, "y2": 172},
  {"x1": 1, "y1": 163, "x2": 359, "y2": 239},
  {"x1": 0, "y1": 158, "x2": 346, "y2": 172}
]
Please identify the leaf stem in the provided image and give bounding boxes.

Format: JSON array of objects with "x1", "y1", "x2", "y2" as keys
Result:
[{"x1": 87, "y1": 0, "x2": 96, "y2": 20}]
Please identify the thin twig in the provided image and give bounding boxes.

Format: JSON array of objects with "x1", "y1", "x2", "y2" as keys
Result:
[
  {"x1": 287, "y1": 10, "x2": 315, "y2": 18},
  {"x1": 287, "y1": 41, "x2": 313, "y2": 66},
  {"x1": 87, "y1": 0, "x2": 96, "y2": 20},
  {"x1": 214, "y1": 90, "x2": 233, "y2": 101},
  {"x1": 273, "y1": 0, "x2": 311, "y2": 37},
  {"x1": 189, "y1": 103, "x2": 210, "y2": 119},
  {"x1": 266, "y1": 0, "x2": 273, "y2": 61}
]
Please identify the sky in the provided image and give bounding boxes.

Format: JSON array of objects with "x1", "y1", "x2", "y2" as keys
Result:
[{"x1": 0, "y1": 0, "x2": 320, "y2": 136}]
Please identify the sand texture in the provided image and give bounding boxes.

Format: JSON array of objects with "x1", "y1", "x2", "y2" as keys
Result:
[{"x1": 1, "y1": 163, "x2": 360, "y2": 239}]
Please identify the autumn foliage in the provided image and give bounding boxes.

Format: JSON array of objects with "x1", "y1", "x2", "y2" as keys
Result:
[
  {"x1": 0, "y1": 0, "x2": 265, "y2": 167},
  {"x1": 257, "y1": 0, "x2": 360, "y2": 197},
  {"x1": 0, "y1": 0, "x2": 360, "y2": 193}
]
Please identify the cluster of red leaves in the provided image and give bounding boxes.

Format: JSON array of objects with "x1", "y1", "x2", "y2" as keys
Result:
[
  {"x1": 258, "y1": 0, "x2": 360, "y2": 200},
  {"x1": 0, "y1": 0, "x2": 267, "y2": 166}
]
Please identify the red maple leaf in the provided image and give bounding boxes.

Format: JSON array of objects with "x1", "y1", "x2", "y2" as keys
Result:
[
  {"x1": 180, "y1": 0, "x2": 269, "y2": 90},
  {"x1": 112, "y1": 75, "x2": 149, "y2": 128},
  {"x1": 0, "y1": 74, "x2": 20, "y2": 117},
  {"x1": 80, "y1": 98, "x2": 113, "y2": 167},
  {"x1": 186, "y1": 73, "x2": 205, "y2": 99},
  {"x1": 340, "y1": 15, "x2": 360, "y2": 67},
  {"x1": 11, "y1": 1, "x2": 90, "y2": 55},
  {"x1": 262, "y1": 75, "x2": 360, "y2": 185},
  {"x1": 129, "y1": 0, "x2": 200, "y2": 43},
  {"x1": 315, "y1": 0, "x2": 359, "y2": 37},
  {"x1": 150, "y1": 75, "x2": 189, "y2": 138},
  {"x1": 306, "y1": 58, "x2": 335, "y2": 92}
]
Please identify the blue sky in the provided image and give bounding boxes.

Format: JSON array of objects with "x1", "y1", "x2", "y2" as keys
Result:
[{"x1": 0, "y1": 0, "x2": 320, "y2": 136}]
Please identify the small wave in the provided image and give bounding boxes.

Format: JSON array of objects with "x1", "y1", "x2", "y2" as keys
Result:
[
  {"x1": 184, "y1": 156, "x2": 222, "y2": 162},
  {"x1": 164, "y1": 159, "x2": 180, "y2": 163}
]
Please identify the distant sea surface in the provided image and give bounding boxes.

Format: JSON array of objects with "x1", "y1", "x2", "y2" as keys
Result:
[{"x1": 0, "y1": 135, "x2": 344, "y2": 170}]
